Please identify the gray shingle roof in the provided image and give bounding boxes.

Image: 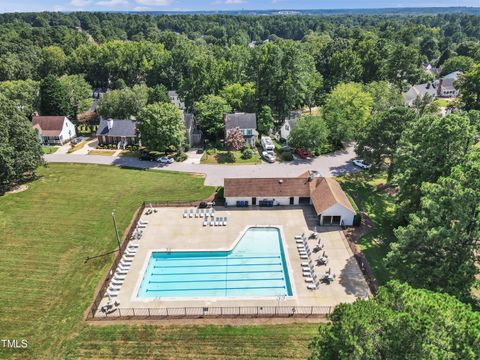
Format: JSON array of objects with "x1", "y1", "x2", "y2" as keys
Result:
[
  {"x1": 224, "y1": 113, "x2": 257, "y2": 130},
  {"x1": 96, "y1": 119, "x2": 137, "y2": 137}
]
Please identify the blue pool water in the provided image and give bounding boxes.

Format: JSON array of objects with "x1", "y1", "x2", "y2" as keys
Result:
[{"x1": 137, "y1": 227, "x2": 293, "y2": 298}]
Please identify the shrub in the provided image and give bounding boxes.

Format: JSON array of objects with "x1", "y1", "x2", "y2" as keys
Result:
[
  {"x1": 281, "y1": 152, "x2": 294, "y2": 161},
  {"x1": 314, "y1": 149, "x2": 320, "y2": 157},
  {"x1": 174, "y1": 152, "x2": 188, "y2": 162},
  {"x1": 224, "y1": 151, "x2": 236, "y2": 163},
  {"x1": 242, "y1": 147, "x2": 253, "y2": 159}
]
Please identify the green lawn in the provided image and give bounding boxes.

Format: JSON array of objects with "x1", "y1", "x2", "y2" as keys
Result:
[
  {"x1": 67, "y1": 139, "x2": 90, "y2": 154},
  {"x1": 0, "y1": 164, "x2": 320, "y2": 359},
  {"x1": 201, "y1": 150, "x2": 261, "y2": 165},
  {"x1": 41, "y1": 146, "x2": 59, "y2": 154},
  {"x1": 338, "y1": 172, "x2": 397, "y2": 285},
  {"x1": 88, "y1": 149, "x2": 117, "y2": 156},
  {"x1": 67, "y1": 323, "x2": 319, "y2": 359}
]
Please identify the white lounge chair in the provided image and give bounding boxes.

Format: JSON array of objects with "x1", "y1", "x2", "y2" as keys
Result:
[
  {"x1": 210, "y1": 218, "x2": 214, "y2": 226},
  {"x1": 296, "y1": 239, "x2": 305, "y2": 244},
  {"x1": 195, "y1": 209, "x2": 199, "y2": 218},
  {"x1": 307, "y1": 283, "x2": 317, "y2": 290},
  {"x1": 183, "y1": 209, "x2": 188, "y2": 218},
  {"x1": 121, "y1": 257, "x2": 133, "y2": 264},
  {"x1": 106, "y1": 289, "x2": 119, "y2": 297},
  {"x1": 304, "y1": 277, "x2": 314, "y2": 283},
  {"x1": 203, "y1": 218, "x2": 208, "y2": 226},
  {"x1": 128, "y1": 243, "x2": 139, "y2": 249},
  {"x1": 108, "y1": 284, "x2": 121, "y2": 291},
  {"x1": 300, "y1": 255, "x2": 308, "y2": 260},
  {"x1": 294, "y1": 235, "x2": 302, "y2": 240},
  {"x1": 189, "y1": 209, "x2": 194, "y2": 218},
  {"x1": 223, "y1": 217, "x2": 227, "y2": 226},
  {"x1": 115, "y1": 269, "x2": 128, "y2": 275},
  {"x1": 137, "y1": 224, "x2": 147, "y2": 229},
  {"x1": 111, "y1": 279, "x2": 124, "y2": 286},
  {"x1": 139, "y1": 218, "x2": 149, "y2": 224},
  {"x1": 199, "y1": 209, "x2": 204, "y2": 218},
  {"x1": 117, "y1": 263, "x2": 130, "y2": 270}
]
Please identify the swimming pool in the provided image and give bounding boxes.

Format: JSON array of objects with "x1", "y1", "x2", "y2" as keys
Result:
[{"x1": 137, "y1": 227, "x2": 293, "y2": 298}]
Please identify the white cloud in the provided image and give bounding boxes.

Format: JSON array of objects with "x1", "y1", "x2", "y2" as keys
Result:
[
  {"x1": 96, "y1": 0, "x2": 128, "y2": 6},
  {"x1": 70, "y1": 0, "x2": 91, "y2": 6},
  {"x1": 213, "y1": 0, "x2": 246, "y2": 4},
  {"x1": 134, "y1": 6, "x2": 151, "y2": 11},
  {"x1": 135, "y1": 0, "x2": 172, "y2": 5}
]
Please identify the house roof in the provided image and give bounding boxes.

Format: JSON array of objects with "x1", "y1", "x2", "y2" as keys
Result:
[
  {"x1": 225, "y1": 113, "x2": 257, "y2": 130},
  {"x1": 96, "y1": 119, "x2": 137, "y2": 137},
  {"x1": 32, "y1": 116, "x2": 67, "y2": 136},
  {"x1": 403, "y1": 83, "x2": 437, "y2": 104},
  {"x1": 310, "y1": 177, "x2": 355, "y2": 214},
  {"x1": 224, "y1": 173, "x2": 355, "y2": 215},
  {"x1": 224, "y1": 178, "x2": 312, "y2": 198}
]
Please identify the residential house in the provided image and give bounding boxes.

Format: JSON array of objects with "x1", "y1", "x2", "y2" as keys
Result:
[
  {"x1": 402, "y1": 83, "x2": 438, "y2": 106},
  {"x1": 403, "y1": 71, "x2": 462, "y2": 106},
  {"x1": 224, "y1": 113, "x2": 258, "y2": 147},
  {"x1": 168, "y1": 90, "x2": 185, "y2": 110},
  {"x1": 436, "y1": 71, "x2": 461, "y2": 98},
  {"x1": 96, "y1": 118, "x2": 139, "y2": 148},
  {"x1": 32, "y1": 116, "x2": 76, "y2": 145},
  {"x1": 279, "y1": 111, "x2": 303, "y2": 141},
  {"x1": 224, "y1": 171, "x2": 356, "y2": 226},
  {"x1": 183, "y1": 112, "x2": 203, "y2": 147},
  {"x1": 422, "y1": 63, "x2": 441, "y2": 77}
]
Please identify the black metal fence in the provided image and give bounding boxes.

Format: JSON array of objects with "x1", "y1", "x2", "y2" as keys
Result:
[{"x1": 90, "y1": 305, "x2": 333, "y2": 320}]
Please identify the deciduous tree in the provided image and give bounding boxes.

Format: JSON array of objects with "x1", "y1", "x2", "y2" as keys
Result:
[
  {"x1": 194, "y1": 95, "x2": 231, "y2": 140},
  {"x1": 356, "y1": 107, "x2": 416, "y2": 181},
  {"x1": 288, "y1": 115, "x2": 329, "y2": 153},
  {"x1": 0, "y1": 94, "x2": 42, "y2": 191},
  {"x1": 137, "y1": 102, "x2": 185, "y2": 152},
  {"x1": 323, "y1": 82, "x2": 373, "y2": 146}
]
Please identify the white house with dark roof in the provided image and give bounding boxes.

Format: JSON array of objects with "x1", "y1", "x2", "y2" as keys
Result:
[
  {"x1": 224, "y1": 113, "x2": 258, "y2": 147},
  {"x1": 224, "y1": 171, "x2": 356, "y2": 226},
  {"x1": 96, "y1": 118, "x2": 138, "y2": 148},
  {"x1": 32, "y1": 116, "x2": 76, "y2": 145},
  {"x1": 279, "y1": 110, "x2": 302, "y2": 140}
]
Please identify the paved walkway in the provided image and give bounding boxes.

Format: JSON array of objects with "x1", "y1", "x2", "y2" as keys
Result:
[
  {"x1": 44, "y1": 144, "x2": 359, "y2": 186},
  {"x1": 72, "y1": 138, "x2": 98, "y2": 155},
  {"x1": 53, "y1": 142, "x2": 72, "y2": 155}
]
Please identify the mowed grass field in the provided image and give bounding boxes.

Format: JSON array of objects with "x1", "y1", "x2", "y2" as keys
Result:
[{"x1": 0, "y1": 164, "x2": 319, "y2": 359}]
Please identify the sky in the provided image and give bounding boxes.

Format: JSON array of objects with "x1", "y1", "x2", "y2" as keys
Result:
[{"x1": 0, "y1": 0, "x2": 478, "y2": 13}]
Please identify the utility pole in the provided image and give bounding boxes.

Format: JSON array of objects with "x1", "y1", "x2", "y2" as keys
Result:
[{"x1": 112, "y1": 209, "x2": 121, "y2": 251}]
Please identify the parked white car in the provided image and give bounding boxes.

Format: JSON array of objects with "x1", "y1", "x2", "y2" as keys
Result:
[
  {"x1": 262, "y1": 151, "x2": 275, "y2": 163},
  {"x1": 157, "y1": 157, "x2": 174, "y2": 164},
  {"x1": 353, "y1": 159, "x2": 372, "y2": 170}
]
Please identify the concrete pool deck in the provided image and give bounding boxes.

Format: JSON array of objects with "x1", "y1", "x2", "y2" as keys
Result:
[{"x1": 103, "y1": 206, "x2": 370, "y2": 312}]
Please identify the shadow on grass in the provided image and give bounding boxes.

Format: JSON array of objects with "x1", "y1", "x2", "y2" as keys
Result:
[{"x1": 339, "y1": 172, "x2": 397, "y2": 285}]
